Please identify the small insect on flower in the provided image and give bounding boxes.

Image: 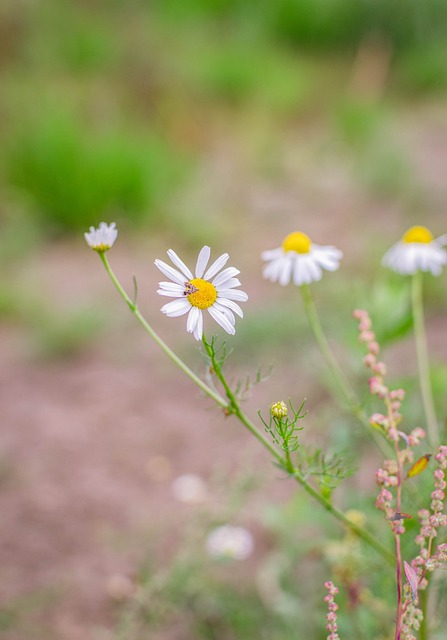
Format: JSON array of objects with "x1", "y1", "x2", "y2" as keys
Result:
[
  {"x1": 407, "y1": 454, "x2": 432, "y2": 479},
  {"x1": 261, "y1": 231, "x2": 342, "y2": 286},
  {"x1": 404, "y1": 561, "x2": 419, "y2": 602},
  {"x1": 155, "y1": 246, "x2": 248, "y2": 341},
  {"x1": 382, "y1": 225, "x2": 447, "y2": 276},
  {"x1": 388, "y1": 511, "x2": 412, "y2": 521}
]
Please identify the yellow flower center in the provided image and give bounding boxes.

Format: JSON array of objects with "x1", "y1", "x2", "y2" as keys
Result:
[
  {"x1": 186, "y1": 278, "x2": 217, "y2": 309},
  {"x1": 282, "y1": 231, "x2": 312, "y2": 254},
  {"x1": 402, "y1": 225, "x2": 433, "y2": 244}
]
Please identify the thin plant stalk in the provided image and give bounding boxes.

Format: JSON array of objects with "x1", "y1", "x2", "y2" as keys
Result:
[
  {"x1": 100, "y1": 253, "x2": 394, "y2": 565},
  {"x1": 300, "y1": 283, "x2": 389, "y2": 455},
  {"x1": 411, "y1": 272, "x2": 438, "y2": 447},
  {"x1": 202, "y1": 336, "x2": 395, "y2": 565},
  {"x1": 394, "y1": 441, "x2": 404, "y2": 640},
  {"x1": 100, "y1": 252, "x2": 226, "y2": 409}
]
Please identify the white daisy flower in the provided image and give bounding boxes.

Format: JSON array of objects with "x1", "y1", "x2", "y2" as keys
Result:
[
  {"x1": 206, "y1": 525, "x2": 254, "y2": 560},
  {"x1": 382, "y1": 225, "x2": 447, "y2": 276},
  {"x1": 171, "y1": 474, "x2": 208, "y2": 504},
  {"x1": 262, "y1": 231, "x2": 343, "y2": 286},
  {"x1": 155, "y1": 246, "x2": 248, "y2": 341},
  {"x1": 84, "y1": 222, "x2": 118, "y2": 251}
]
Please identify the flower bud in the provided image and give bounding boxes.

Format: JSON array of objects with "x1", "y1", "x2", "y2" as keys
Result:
[{"x1": 270, "y1": 401, "x2": 288, "y2": 419}]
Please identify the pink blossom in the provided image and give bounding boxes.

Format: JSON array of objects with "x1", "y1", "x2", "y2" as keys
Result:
[
  {"x1": 373, "y1": 361, "x2": 387, "y2": 376},
  {"x1": 390, "y1": 389, "x2": 405, "y2": 401},
  {"x1": 352, "y1": 309, "x2": 367, "y2": 320},
  {"x1": 368, "y1": 341, "x2": 380, "y2": 355},
  {"x1": 363, "y1": 353, "x2": 376, "y2": 368},
  {"x1": 434, "y1": 469, "x2": 445, "y2": 481}
]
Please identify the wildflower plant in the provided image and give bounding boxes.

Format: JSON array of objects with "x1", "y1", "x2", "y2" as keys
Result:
[{"x1": 85, "y1": 222, "x2": 447, "y2": 640}]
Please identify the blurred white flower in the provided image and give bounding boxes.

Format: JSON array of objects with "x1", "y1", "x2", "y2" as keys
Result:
[
  {"x1": 155, "y1": 246, "x2": 248, "y2": 340},
  {"x1": 206, "y1": 525, "x2": 254, "y2": 560},
  {"x1": 84, "y1": 222, "x2": 118, "y2": 251},
  {"x1": 262, "y1": 231, "x2": 342, "y2": 286},
  {"x1": 171, "y1": 474, "x2": 208, "y2": 504},
  {"x1": 382, "y1": 225, "x2": 447, "y2": 276}
]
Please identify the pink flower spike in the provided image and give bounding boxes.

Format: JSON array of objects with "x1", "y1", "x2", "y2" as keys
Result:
[
  {"x1": 353, "y1": 309, "x2": 368, "y2": 320},
  {"x1": 368, "y1": 341, "x2": 380, "y2": 355}
]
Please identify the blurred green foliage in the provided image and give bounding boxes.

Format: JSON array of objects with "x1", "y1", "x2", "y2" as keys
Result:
[
  {"x1": 154, "y1": 0, "x2": 447, "y2": 52},
  {"x1": 0, "y1": 0, "x2": 446, "y2": 239},
  {"x1": 5, "y1": 109, "x2": 185, "y2": 235}
]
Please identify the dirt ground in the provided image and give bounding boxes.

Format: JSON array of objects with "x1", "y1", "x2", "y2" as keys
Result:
[{"x1": 1, "y1": 105, "x2": 447, "y2": 640}]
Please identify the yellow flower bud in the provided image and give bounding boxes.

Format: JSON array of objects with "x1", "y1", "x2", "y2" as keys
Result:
[{"x1": 270, "y1": 401, "x2": 288, "y2": 419}]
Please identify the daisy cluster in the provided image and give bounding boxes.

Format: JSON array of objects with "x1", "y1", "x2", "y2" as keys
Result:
[{"x1": 85, "y1": 222, "x2": 447, "y2": 341}]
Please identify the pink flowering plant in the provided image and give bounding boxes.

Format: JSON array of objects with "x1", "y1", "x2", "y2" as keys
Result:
[{"x1": 86, "y1": 223, "x2": 447, "y2": 639}]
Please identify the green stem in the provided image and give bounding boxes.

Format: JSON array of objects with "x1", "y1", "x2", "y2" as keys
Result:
[
  {"x1": 284, "y1": 448, "x2": 294, "y2": 474},
  {"x1": 300, "y1": 284, "x2": 389, "y2": 455},
  {"x1": 202, "y1": 335, "x2": 284, "y2": 463},
  {"x1": 99, "y1": 252, "x2": 227, "y2": 409},
  {"x1": 292, "y1": 468, "x2": 395, "y2": 565},
  {"x1": 100, "y1": 253, "x2": 393, "y2": 565},
  {"x1": 411, "y1": 272, "x2": 438, "y2": 447},
  {"x1": 419, "y1": 588, "x2": 428, "y2": 640},
  {"x1": 202, "y1": 335, "x2": 394, "y2": 565},
  {"x1": 394, "y1": 442, "x2": 404, "y2": 640}
]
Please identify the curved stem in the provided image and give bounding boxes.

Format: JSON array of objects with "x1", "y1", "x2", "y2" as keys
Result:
[
  {"x1": 99, "y1": 252, "x2": 394, "y2": 565},
  {"x1": 202, "y1": 335, "x2": 284, "y2": 463},
  {"x1": 100, "y1": 252, "x2": 227, "y2": 409},
  {"x1": 202, "y1": 335, "x2": 394, "y2": 565},
  {"x1": 411, "y1": 272, "x2": 438, "y2": 447},
  {"x1": 292, "y1": 468, "x2": 395, "y2": 564},
  {"x1": 300, "y1": 284, "x2": 390, "y2": 455}
]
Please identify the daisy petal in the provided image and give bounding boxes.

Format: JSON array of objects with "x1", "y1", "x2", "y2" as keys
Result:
[
  {"x1": 193, "y1": 309, "x2": 203, "y2": 340},
  {"x1": 157, "y1": 282, "x2": 186, "y2": 297},
  {"x1": 204, "y1": 253, "x2": 230, "y2": 280},
  {"x1": 161, "y1": 298, "x2": 191, "y2": 317},
  {"x1": 167, "y1": 249, "x2": 194, "y2": 279},
  {"x1": 216, "y1": 288, "x2": 248, "y2": 302},
  {"x1": 261, "y1": 248, "x2": 283, "y2": 261},
  {"x1": 216, "y1": 297, "x2": 244, "y2": 318},
  {"x1": 187, "y1": 306, "x2": 201, "y2": 335},
  {"x1": 278, "y1": 256, "x2": 293, "y2": 286},
  {"x1": 213, "y1": 301, "x2": 236, "y2": 325},
  {"x1": 195, "y1": 246, "x2": 211, "y2": 278},
  {"x1": 157, "y1": 289, "x2": 186, "y2": 298},
  {"x1": 262, "y1": 259, "x2": 284, "y2": 283},
  {"x1": 222, "y1": 277, "x2": 242, "y2": 289},
  {"x1": 212, "y1": 267, "x2": 240, "y2": 287},
  {"x1": 155, "y1": 259, "x2": 187, "y2": 286},
  {"x1": 208, "y1": 306, "x2": 236, "y2": 335}
]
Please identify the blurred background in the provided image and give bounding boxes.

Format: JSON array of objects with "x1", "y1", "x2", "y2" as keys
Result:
[{"x1": 1, "y1": 1, "x2": 447, "y2": 638}]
